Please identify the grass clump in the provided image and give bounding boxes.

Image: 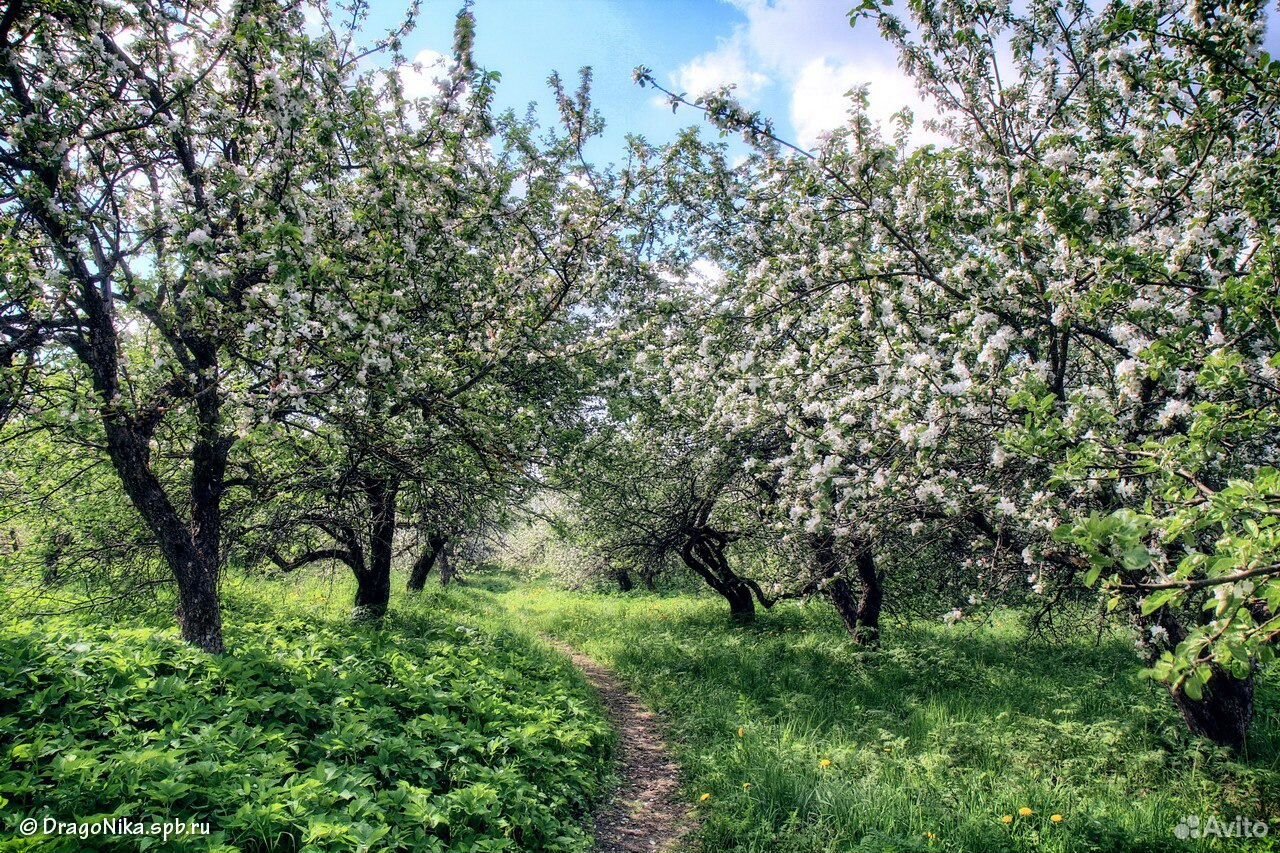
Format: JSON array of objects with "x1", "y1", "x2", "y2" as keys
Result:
[{"x1": 0, "y1": 579, "x2": 612, "y2": 853}]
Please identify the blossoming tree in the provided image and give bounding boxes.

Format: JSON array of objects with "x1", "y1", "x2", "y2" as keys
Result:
[
  {"x1": 635, "y1": 0, "x2": 1279, "y2": 747},
  {"x1": 0, "y1": 0, "x2": 407, "y2": 650}
]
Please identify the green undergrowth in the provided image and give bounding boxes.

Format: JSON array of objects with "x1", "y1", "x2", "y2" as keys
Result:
[
  {"x1": 0, "y1": 574, "x2": 613, "y2": 852},
  {"x1": 469, "y1": 574, "x2": 1280, "y2": 853}
]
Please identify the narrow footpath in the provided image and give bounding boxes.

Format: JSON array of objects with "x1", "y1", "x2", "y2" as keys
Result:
[{"x1": 548, "y1": 641, "x2": 694, "y2": 853}]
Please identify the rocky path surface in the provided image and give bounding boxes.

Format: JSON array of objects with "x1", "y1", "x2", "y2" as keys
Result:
[{"x1": 548, "y1": 641, "x2": 694, "y2": 853}]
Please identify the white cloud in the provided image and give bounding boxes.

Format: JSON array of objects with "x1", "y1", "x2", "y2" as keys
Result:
[
  {"x1": 667, "y1": 0, "x2": 944, "y2": 149},
  {"x1": 790, "y1": 57, "x2": 945, "y2": 149},
  {"x1": 301, "y1": 4, "x2": 325, "y2": 36},
  {"x1": 674, "y1": 34, "x2": 770, "y2": 100},
  {"x1": 789, "y1": 58, "x2": 861, "y2": 148},
  {"x1": 730, "y1": 0, "x2": 880, "y2": 69}
]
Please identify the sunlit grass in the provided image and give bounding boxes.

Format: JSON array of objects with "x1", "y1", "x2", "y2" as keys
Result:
[
  {"x1": 4, "y1": 568, "x2": 1276, "y2": 852},
  {"x1": 466, "y1": 575, "x2": 1280, "y2": 853}
]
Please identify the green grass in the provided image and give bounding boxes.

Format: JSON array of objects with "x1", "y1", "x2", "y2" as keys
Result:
[
  {"x1": 4, "y1": 569, "x2": 1278, "y2": 852},
  {"x1": 0, "y1": 575, "x2": 613, "y2": 853},
  {"x1": 466, "y1": 575, "x2": 1280, "y2": 853}
]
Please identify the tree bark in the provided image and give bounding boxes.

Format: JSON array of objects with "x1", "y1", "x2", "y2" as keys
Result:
[
  {"x1": 723, "y1": 581, "x2": 756, "y2": 622},
  {"x1": 92, "y1": 365, "x2": 229, "y2": 653},
  {"x1": 353, "y1": 565, "x2": 392, "y2": 621},
  {"x1": 826, "y1": 577, "x2": 862, "y2": 635},
  {"x1": 182, "y1": 361, "x2": 229, "y2": 651},
  {"x1": 812, "y1": 533, "x2": 880, "y2": 644},
  {"x1": 1170, "y1": 668, "x2": 1256, "y2": 751},
  {"x1": 438, "y1": 541, "x2": 456, "y2": 587},
  {"x1": 353, "y1": 476, "x2": 398, "y2": 621},
  {"x1": 1137, "y1": 611, "x2": 1256, "y2": 750},
  {"x1": 680, "y1": 536, "x2": 755, "y2": 621},
  {"x1": 851, "y1": 542, "x2": 882, "y2": 647},
  {"x1": 407, "y1": 534, "x2": 446, "y2": 592},
  {"x1": 174, "y1": 555, "x2": 224, "y2": 653}
]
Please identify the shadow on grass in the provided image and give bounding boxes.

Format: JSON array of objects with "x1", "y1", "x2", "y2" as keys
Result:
[{"x1": 624, "y1": 599, "x2": 1278, "y2": 760}]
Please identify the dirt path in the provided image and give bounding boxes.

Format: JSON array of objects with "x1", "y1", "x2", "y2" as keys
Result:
[{"x1": 548, "y1": 641, "x2": 694, "y2": 853}]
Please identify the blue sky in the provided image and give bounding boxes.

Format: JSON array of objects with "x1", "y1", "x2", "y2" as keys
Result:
[
  {"x1": 364, "y1": 0, "x2": 754, "y2": 155},
  {"x1": 360, "y1": 0, "x2": 919, "y2": 159},
  {"x1": 357, "y1": 0, "x2": 1280, "y2": 162}
]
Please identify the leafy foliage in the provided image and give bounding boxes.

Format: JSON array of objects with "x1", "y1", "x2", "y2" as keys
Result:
[{"x1": 0, "y1": 582, "x2": 612, "y2": 852}]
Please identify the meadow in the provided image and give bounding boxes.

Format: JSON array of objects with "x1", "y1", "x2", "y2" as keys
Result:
[
  {"x1": 3, "y1": 571, "x2": 1279, "y2": 851},
  {"x1": 4, "y1": 1, "x2": 1280, "y2": 850},
  {"x1": 468, "y1": 576, "x2": 1280, "y2": 853}
]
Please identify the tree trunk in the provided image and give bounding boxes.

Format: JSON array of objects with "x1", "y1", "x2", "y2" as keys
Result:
[
  {"x1": 615, "y1": 567, "x2": 634, "y2": 592},
  {"x1": 98, "y1": 393, "x2": 229, "y2": 653},
  {"x1": 439, "y1": 542, "x2": 455, "y2": 587},
  {"x1": 1170, "y1": 668, "x2": 1256, "y2": 751},
  {"x1": 407, "y1": 534, "x2": 446, "y2": 592},
  {"x1": 183, "y1": 366, "x2": 229, "y2": 651},
  {"x1": 680, "y1": 536, "x2": 755, "y2": 622},
  {"x1": 851, "y1": 543, "x2": 882, "y2": 647},
  {"x1": 1136, "y1": 610, "x2": 1256, "y2": 750},
  {"x1": 812, "y1": 533, "x2": 879, "y2": 644},
  {"x1": 826, "y1": 577, "x2": 862, "y2": 636},
  {"x1": 174, "y1": 554, "x2": 225, "y2": 653},
  {"x1": 353, "y1": 566, "x2": 392, "y2": 621},
  {"x1": 69, "y1": 281, "x2": 230, "y2": 653},
  {"x1": 724, "y1": 581, "x2": 756, "y2": 622},
  {"x1": 353, "y1": 476, "x2": 398, "y2": 621}
]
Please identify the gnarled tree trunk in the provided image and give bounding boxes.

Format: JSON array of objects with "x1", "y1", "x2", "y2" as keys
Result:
[
  {"x1": 680, "y1": 533, "x2": 756, "y2": 622},
  {"x1": 93, "y1": 356, "x2": 230, "y2": 653},
  {"x1": 1137, "y1": 611, "x2": 1256, "y2": 750},
  {"x1": 407, "y1": 534, "x2": 446, "y2": 592},
  {"x1": 811, "y1": 534, "x2": 881, "y2": 646},
  {"x1": 353, "y1": 476, "x2": 399, "y2": 621}
]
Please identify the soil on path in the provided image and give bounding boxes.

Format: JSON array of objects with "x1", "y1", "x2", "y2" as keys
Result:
[{"x1": 548, "y1": 641, "x2": 694, "y2": 853}]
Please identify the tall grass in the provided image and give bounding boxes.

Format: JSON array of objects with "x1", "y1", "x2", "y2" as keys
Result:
[{"x1": 463, "y1": 575, "x2": 1280, "y2": 853}]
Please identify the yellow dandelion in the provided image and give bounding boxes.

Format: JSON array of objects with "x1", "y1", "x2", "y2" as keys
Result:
[
  {"x1": 819, "y1": 758, "x2": 832, "y2": 769},
  {"x1": 742, "y1": 783, "x2": 753, "y2": 791},
  {"x1": 1051, "y1": 814, "x2": 1064, "y2": 824},
  {"x1": 1019, "y1": 807, "x2": 1034, "y2": 817},
  {"x1": 699, "y1": 793, "x2": 712, "y2": 803},
  {"x1": 1001, "y1": 815, "x2": 1014, "y2": 825},
  {"x1": 737, "y1": 726, "x2": 745, "y2": 738},
  {"x1": 925, "y1": 832, "x2": 938, "y2": 842}
]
